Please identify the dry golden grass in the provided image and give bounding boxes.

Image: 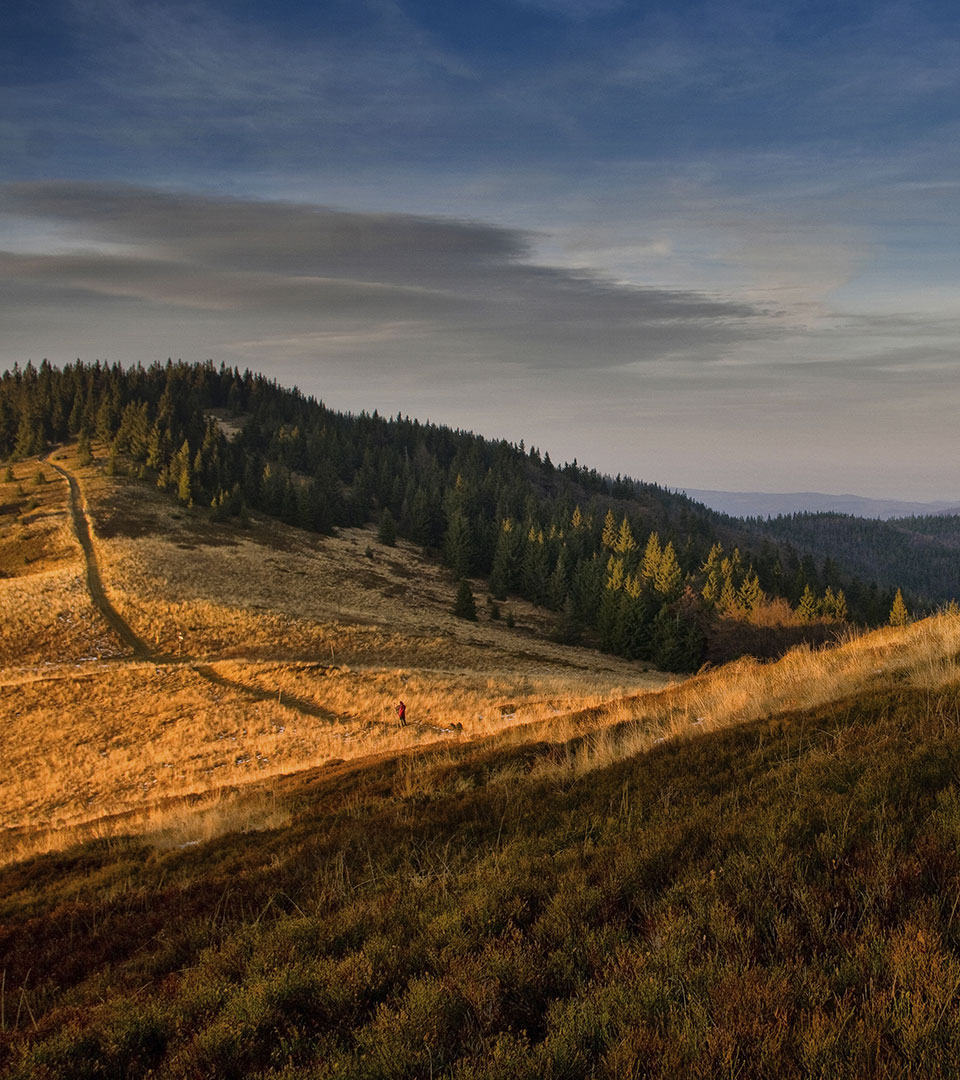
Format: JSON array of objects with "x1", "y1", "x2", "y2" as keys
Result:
[
  {"x1": 0, "y1": 458, "x2": 76, "y2": 578},
  {"x1": 0, "y1": 447, "x2": 668, "y2": 864},
  {"x1": 511, "y1": 612, "x2": 960, "y2": 781},
  {"x1": 7, "y1": 444, "x2": 960, "y2": 870},
  {"x1": 0, "y1": 455, "x2": 124, "y2": 665}
]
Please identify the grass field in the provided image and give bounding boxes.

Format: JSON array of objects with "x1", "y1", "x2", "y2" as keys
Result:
[
  {"x1": 5, "y1": 446, "x2": 960, "y2": 1077},
  {"x1": 2, "y1": 617, "x2": 960, "y2": 1076},
  {"x1": 0, "y1": 447, "x2": 669, "y2": 863}
]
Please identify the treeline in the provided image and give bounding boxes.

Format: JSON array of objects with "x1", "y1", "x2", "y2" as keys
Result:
[
  {"x1": 0, "y1": 359, "x2": 908, "y2": 670},
  {"x1": 753, "y1": 511, "x2": 960, "y2": 609}
]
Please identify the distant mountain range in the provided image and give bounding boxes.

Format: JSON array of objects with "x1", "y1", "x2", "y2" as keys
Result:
[{"x1": 682, "y1": 490, "x2": 960, "y2": 521}]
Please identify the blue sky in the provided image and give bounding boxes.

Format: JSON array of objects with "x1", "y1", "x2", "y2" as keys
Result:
[{"x1": 2, "y1": 0, "x2": 959, "y2": 498}]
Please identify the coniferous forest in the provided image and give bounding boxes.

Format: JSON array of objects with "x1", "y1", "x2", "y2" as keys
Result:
[{"x1": 0, "y1": 359, "x2": 943, "y2": 671}]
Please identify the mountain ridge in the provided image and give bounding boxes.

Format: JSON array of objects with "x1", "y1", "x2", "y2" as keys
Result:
[{"x1": 682, "y1": 487, "x2": 960, "y2": 520}]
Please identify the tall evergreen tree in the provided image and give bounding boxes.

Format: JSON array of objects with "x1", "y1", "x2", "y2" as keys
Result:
[
  {"x1": 601, "y1": 509, "x2": 617, "y2": 550},
  {"x1": 654, "y1": 541, "x2": 682, "y2": 599},
  {"x1": 797, "y1": 585, "x2": 820, "y2": 622},
  {"x1": 453, "y1": 578, "x2": 478, "y2": 621},
  {"x1": 443, "y1": 510, "x2": 473, "y2": 579},
  {"x1": 889, "y1": 588, "x2": 910, "y2": 627},
  {"x1": 640, "y1": 532, "x2": 662, "y2": 585}
]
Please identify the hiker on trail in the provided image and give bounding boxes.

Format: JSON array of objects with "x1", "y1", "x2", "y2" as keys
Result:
[{"x1": 395, "y1": 700, "x2": 406, "y2": 727}]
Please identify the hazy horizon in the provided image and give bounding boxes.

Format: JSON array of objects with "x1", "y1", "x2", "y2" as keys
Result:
[{"x1": 3, "y1": 1, "x2": 959, "y2": 501}]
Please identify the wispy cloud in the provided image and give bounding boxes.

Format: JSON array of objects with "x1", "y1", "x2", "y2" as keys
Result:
[
  {"x1": 0, "y1": 182, "x2": 766, "y2": 367},
  {"x1": 3, "y1": 2, "x2": 960, "y2": 498}
]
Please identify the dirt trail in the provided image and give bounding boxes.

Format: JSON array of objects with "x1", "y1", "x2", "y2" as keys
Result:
[
  {"x1": 46, "y1": 457, "x2": 426, "y2": 735},
  {"x1": 48, "y1": 458, "x2": 153, "y2": 659}
]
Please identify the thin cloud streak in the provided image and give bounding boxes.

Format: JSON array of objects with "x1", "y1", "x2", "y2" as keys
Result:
[{"x1": 2, "y1": 2, "x2": 960, "y2": 498}]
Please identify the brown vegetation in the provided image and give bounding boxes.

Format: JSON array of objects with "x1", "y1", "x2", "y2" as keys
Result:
[
  {"x1": 5, "y1": 448, "x2": 960, "y2": 1076},
  {"x1": 0, "y1": 447, "x2": 669, "y2": 864}
]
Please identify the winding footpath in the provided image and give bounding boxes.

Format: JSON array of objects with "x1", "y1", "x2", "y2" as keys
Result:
[
  {"x1": 46, "y1": 455, "x2": 426, "y2": 734},
  {"x1": 48, "y1": 456, "x2": 153, "y2": 659}
]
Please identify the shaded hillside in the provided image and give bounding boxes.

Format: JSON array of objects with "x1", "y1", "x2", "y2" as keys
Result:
[
  {"x1": 755, "y1": 511, "x2": 960, "y2": 608},
  {"x1": 0, "y1": 360, "x2": 908, "y2": 670},
  {"x1": 3, "y1": 617, "x2": 960, "y2": 1078}
]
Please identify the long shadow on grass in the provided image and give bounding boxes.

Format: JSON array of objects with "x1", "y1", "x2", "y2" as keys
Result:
[{"x1": 192, "y1": 663, "x2": 346, "y2": 725}]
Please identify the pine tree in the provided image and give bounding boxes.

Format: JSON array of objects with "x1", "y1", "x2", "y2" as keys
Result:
[
  {"x1": 489, "y1": 519, "x2": 520, "y2": 599},
  {"x1": 718, "y1": 574, "x2": 740, "y2": 616},
  {"x1": 377, "y1": 508, "x2": 397, "y2": 546},
  {"x1": 605, "y1": 555, "x2": 625, "y2": 592},
  {"x1": 797, "y1": 585, "x2": 819, "y2": 622},
  {"x1": 443, "y1": 510, "x2": 473, "y2": 579},
  {"x1": 453, "y1": 578, "x2": 477, "y2": 621},
  {"x1": 738, "y1": 571, "x2": 763, "y2": 614},
  {"x1": 654, "y1": 541, "x2": 682, "y2": 598},
  {"x1": 77, "y1": 429, "x2": 93, "y2": 466},
  {"x1": 569, "y1": 557, "x2": 602, "y2": 630},
  {"x1": 889, "y1": 588, "x2": 910, "y2": 627},
  {"x1": 547, "y1": 546, "x2": 571, "y2": 610},
  {"x1": 601, "y1": 509, "x2": 617, "y2": 550},
  {"x1": 653, "y1": 588, "x2": 706, "y2": 672},
  {"x1": 522, "y1": 526, "x2": 550, "y2": 605},
  {"x1": 13, "y1": 406, "x2": 41, "y2": 459},
  {"x1": 640, "y1": 532, "x2": 662, "y2": 585},
  {"x1": 597, "y1": 586, "x2": 623, "y2": 653},
  {"x1": 177, "y1": 450, "x2": 194, "y2": 505},
  {"x1": 613, "y1": 516, "x2": 638, "y2": 556},
  {"x1": 700, "y1": 543, "x2": 724, "y2": 606}
]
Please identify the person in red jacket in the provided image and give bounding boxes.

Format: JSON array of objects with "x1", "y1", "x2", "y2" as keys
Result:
[{"x1": 395, "y1": 700, "x2": 406, "y2": 727}]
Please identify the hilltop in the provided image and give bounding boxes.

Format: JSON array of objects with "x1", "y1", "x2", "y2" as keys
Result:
[
  {"x1": 0, "y1": 359, "x2": 926, "y2": 672},
  {"x1": 4, "y1": 365, "x2": 960, "y2": 1076}
]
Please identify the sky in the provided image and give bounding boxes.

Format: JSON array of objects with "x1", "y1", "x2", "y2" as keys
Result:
[{"x1": 2, "y1": 0, "x2": 959, "y2": 499}]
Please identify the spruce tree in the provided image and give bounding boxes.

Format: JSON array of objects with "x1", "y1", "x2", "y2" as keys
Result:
[
  {"x1": 522, "y1": 526, "x2": 550, "y2": 605},
  {"x1": 797, "y1": 585, "x2": 819, "y2": 622},
  {"x1": 640, "y1": 532, "x2": 662, "y2": 585},
  {"x1": 177, "y1": 459, "x2": 194, "y2": 505},
  {"x1": 490, "y1": 518, "x2": 522, "y2": 599},
  {"x1": 453, "y1": 578, "x2": 477, "y2": 621},
  {"x1": 719, "y1": 574, "x2": 740, "y2": 616},
  {"x1": 443, "y1": 510, "x2": 473, "y2": 578},
  {"x1": 601, "y1": 509, "x2": 617, "y2": 550},
  {"x1": 889, "y1": 588, "x2": 910, "y2": 627},
  {"x1": 77, "y1": 429, "x2": 93, "y2": 466},
  {"x1": 654, "y1": 541, "x2": 682, "y2": 598},
  {"x1": 614, "y1": 516, "x2": 638, "y2": 556},
  {"x1": 737, "y1": 571, "x2": 762, "y2": 614},
  {"x1": 377, "y1": 508, "x2": 397, "y2": 546},
  {"x1": 700, "y1": 543, "x2": 724, "y2": 606}
]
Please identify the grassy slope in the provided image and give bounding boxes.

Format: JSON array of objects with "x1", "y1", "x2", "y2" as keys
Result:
[
  {"x1": 3, "y1": 657, "x2": 960, "y2": 1077},
  {"x1": 0, "y1": 449, "x2": 665, "y2": 861},
  {"x1": 5, "y1": 450, "x2": 960, "y2": 1076}
]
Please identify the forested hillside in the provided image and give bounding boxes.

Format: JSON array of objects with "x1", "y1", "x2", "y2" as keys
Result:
[
  {"x1": 754, "y1": 511, "x2": 960, "y2": 608},
  {"x1": 0, "y1": 359, "x2": 911, "y2": 670}
]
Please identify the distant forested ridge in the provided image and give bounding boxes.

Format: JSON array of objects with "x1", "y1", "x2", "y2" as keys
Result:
[
  {"x1": 748, "y1": 511, "x2": 960, "y2": 609},
  {"x1": 0, "y1": 359, "x2": 920, "y2": 669}
]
